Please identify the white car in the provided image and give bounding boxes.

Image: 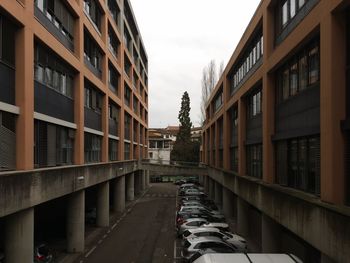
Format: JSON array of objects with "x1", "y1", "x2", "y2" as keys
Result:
[
  {"x1": 182, "y1": 227, "x2": 247, "y2": 252},
  {"x1": 192, "y1": 254, "x2": 303, "y2": 263},
  {"x1": 184, "y1": 189, "x2": 206, "y2": 196},
  {"x1": 182, "y1": 236, "x2": 238, "y2": 262},
  {"x1": 179, "y1": 206, "x2": 222, "y2": 215},
  {"x1": 201, "y1": 222, "x2": 230, "y2": 232},
  {"x1": 177, "y1": 218, "x2": 209, "y2": 236}
]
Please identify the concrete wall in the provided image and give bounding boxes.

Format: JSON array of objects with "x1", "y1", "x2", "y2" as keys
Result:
[
  {"x1": 207, "y1": 167, "x2": 350, "y2": 263},
  {"x1": 0, "y1": 161, "x2": 139, "y2": 218}
]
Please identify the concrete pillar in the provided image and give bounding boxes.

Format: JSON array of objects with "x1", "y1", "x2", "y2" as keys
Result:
[
  {"x1": 214, "y1": 182, "x2": 222, "y2": 206},
  {"x1": 5, "y1": 208, "x2": 34, "y2": 263},
  {"x1": 97, "y1": 182, "x2": 109, "y2": 227},
  {"x1": 141, "y1": 170, "x2": 146, "y2": 191},
  {"x1": 67, "y1": 190, "x2": 85, "y2": 253},
  {"x1": 237, "y1": 197, "x2": 249, "y2": 237},
  {"x1": 113, "y1": 176, "x2": 125, "y2": 212},
  {"x1": 222, "y1": 187, "x2": 234, "y2": 219},
  {"x1": 134, "y1": 172, "x2": 141, "y2": 195},
  {"x1": 145, "y1": 170, "x2": 150, "y2": 187},
  {"x1": 126, "y1": 173, "x2": 135, "y2": 201},
  {"x1": 261, "y1": 214, "x2": 281, "y2": 253}
]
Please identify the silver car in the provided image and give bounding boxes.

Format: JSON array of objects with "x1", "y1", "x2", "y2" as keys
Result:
[
  {"x1": 181, "y1": 236, "x2": 238, "y2": 262},
  {"x1": 201, "y1": 222, "x2": 230, "y2": 232},
  {"x1": 179, "y1": 206, "x2": 223, "y2": 216},
  {"x1": 182, "y1": 227, "x2": 248, "y2": 252},
  {"x1": 177, "y1": 218, "x2": 209, "y2": 236}
]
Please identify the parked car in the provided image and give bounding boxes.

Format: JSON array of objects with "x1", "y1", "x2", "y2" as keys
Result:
[
  {"x1": 180, "y1": 189, "x2": 207, "y2": 197},
  {"x1": 180, "y1": 201, "x2": 218, "y2": 211},
  {"x1": 176, "y1": 210, "x2": 225, "y2": 224},
  {"x1": 191, "y1": 253, "x2": 303, "y2": 263},
  {"x1": 177, "y1": 218, "x2": 208, "y2": 236},
  {"x1": 177, "y1": 212, "x2": 226, "y2": 228},
  {"x1": 182, "y1": 228, "x2": 247, "y2": 252},
  {"x1": 187, "y1": 246, "x2": 237, "y2": 263},
  {"x1": 181, "y1": 236, "x2": 238, "y2": 262},
  {"x1": 179, "y1": 206, "x2": 222, "y2": 216},
  {"x1": 180, "y1": 196, "x2": 203, "y2": 202},
  {"x1": 34, "y1": 244, "x2": 53, "y2": 263},
  {"x1": 201, "y1": 222, "x2": 230, "y2": 232}
]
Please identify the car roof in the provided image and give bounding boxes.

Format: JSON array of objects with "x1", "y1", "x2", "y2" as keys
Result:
[
  {"x1": 203, "y1": 223, "x2": 228, "y2": 227},
  {"x1": 192, "y1": 254, "x2": 303, "y2": 263},
  {"x1": 187, "y1": 227, "x2": 221, "y2": 234},
  {"x1": 185, "y1": 218, "x2": 208, "y2": 222},
  {"x1": 187, "y1": 236, "x2": 226, "y2": 243}
]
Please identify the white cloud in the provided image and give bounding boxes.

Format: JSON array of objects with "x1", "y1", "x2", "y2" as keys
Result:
[{"x1": 131, "y1": 0, "x2": 261, "y2": 128}]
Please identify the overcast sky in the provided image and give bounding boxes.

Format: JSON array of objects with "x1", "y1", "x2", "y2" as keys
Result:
[{"x1": 131, "y1": 0, "x2": 261, "y2": 128}]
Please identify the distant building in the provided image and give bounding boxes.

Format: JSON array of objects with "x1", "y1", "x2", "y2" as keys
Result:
[{"x1": 148, "y1": 126, "x2": 202, "y2": 162}]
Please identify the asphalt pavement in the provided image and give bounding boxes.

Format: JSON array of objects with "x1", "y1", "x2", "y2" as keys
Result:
[{"x1": 76, "y1": 183, "x2": 177, "y2": 263}]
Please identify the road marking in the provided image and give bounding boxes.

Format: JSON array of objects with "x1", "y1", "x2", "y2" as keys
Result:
[
  {"x1": 103, "y1": 234, "x2": 107, "y2": 239},
  {"x1": 85, "y1": 246, "x2": 97, "y2": 258},
  {"x1": 98, "y1": 239, "x2": 103, "y2": 244},
  {"x1": 112, "y1": 223, "x2": 117, "y2": 229},
  {"x1": 107, "y1": 230, "x2": 111, "y2": 233},
  {"x1": 80, "y1": 261, "x2": 84, "y2": 263}
]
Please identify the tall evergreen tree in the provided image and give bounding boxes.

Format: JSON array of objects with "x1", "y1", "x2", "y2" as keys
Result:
[{"x1": 171, "y1": 92, "x2": 200, "y2": 163}]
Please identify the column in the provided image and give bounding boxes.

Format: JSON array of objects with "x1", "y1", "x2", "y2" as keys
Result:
[
  {"x1": 15, "y1": 25, "x2": 34, "y2": 169},
  {"x1": 141, "y1": 170, "x2": 146, "y2": 191},
  {"x1": 97, "y1": 182, "x2": 109, "y2": 227},
  {"x1": 134, "y1": 171, "x2": 141, "y2": 195},
  {"x1": 214, "y1": 182, "x2": 222, "y2": 206},
  {"x1": 67, "y1": 190, "x2": 85, "y2": 253},
  {"x1": 320, "y1": 10, "x2": 347, "y2": 204},
  {"x1": 237, "y1": 197, "x2": 249, "y2": 237},
  {"x1": 5, "y1": 208, "x2": 34, "y2": 263},
  {"x1": 261, "y1": 214, "x2": 281, "y2": 253},
  {"x1": 113, "y1": 176, "x2": 125, "y2": 212},
  {"x1": 126, "y1": 173, "x2": 135, "y2": 201},
  {"x1": 222, "y1": 187, "x2": 234, "y2": 219}
]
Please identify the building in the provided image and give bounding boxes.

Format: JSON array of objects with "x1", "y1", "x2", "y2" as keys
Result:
[
  {"x1": 202, "y1": 0, "x2": 350, "y2": 262},
  {"x1": 148, "y1": 126, "x2": 202, "y2": 163},
  {"x1": 0, "y1": 0, "x2": 148, "y2": 261},
  {"x1": 0, "y1": 0, "x2": 148, "y2": 169},
  {"x1": 148, "y1": 128, "x2": 175, "y2": 163}
]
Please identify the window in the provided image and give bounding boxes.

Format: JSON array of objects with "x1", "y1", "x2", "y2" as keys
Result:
[
  {"x1": 109, "y1": 139, "x2": 118, "y2": 161},
  {"x1": 0, "y1": 15, "x2": 16, "y2": 67},
  {"x1": 230, "y1": 34, "x2": 263, "y2": 94},
  {"x1": 213, "y1": 89, "x2": 223, "y2": 113},
  {"x1": 34, "y1": 120, "x2": 74, "y2": 167},
  {"x1": 84, "y1": 30, "x2": 103, "y2": 73},
  {"x1": 278, "y1": 0, "x2": 310, "y2": 32},
  {"x1": 246, "y1": 144, "x2": 263, "y2": 179},
  {"x1": 230, "y1": 147, "x2": 238, "y2": 172},
  {"x1": 83, "y1": 0, "x2": 102, "y2": 31},
  {"x1": 124, "y1": 86, "x2": 131, "y2": 107},
  {"x1": 0, "y1": 111, "x2": 16, "y2": 170},
  {"x1": 124, "y1": 113, "x2": 131, "y2": 140},
  {"x1": 124, "y1": 57, "x2": 131, "y2": 78},
  {"x1": 108, "y1": 25, "x2": 120, "y2": 58},
  {"x1": 34, "y1": 0, "x2": 75, "y2": 43},
  {"x1": 84, "y1": 84, "x2": 102, "y2": 114},
  {"x1": 124, "y1": 142, "x2": 130, "y2": 160},
  {"x1": 84, "y1": 132, "x2": 101, "y2": 163},
  {"x1": 108, "y1": 0, "x2": 120, "y2": 28},
  {"x1": 277, "y1": 41, "x2": 319, "y2": 103},
  {"x1": 108, "y1": 63, "x2": 119, "y2": 95},
  {"x1": 247, "y1": 89, "x2": 262, "y2": 119},
  {"x1": 276, "y1": 136, "x2": 320, "y2": 195},
  {"x1": 34, "y1": 44, "x2": 74, "y2": 98}
]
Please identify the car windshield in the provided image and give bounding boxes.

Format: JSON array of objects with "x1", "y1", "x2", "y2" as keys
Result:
[
  {"x1": 183, "y1": 230, "x2": 191, "y2": 237},
  {"x1": 184, "y1": 240, "x2": 191, "y2": 249}
]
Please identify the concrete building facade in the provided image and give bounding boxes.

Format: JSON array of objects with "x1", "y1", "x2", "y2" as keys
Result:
[
  {"x1": 202, "y1": 0, "x2": 350, "y2": 262},
  {"x1": 0, "y1": 0, "x2": 148, "y2": 261}
]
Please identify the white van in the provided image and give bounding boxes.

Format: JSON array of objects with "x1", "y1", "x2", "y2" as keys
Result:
[{"x1": 192, "y1": 253, "x2": 303, "y2": 263}]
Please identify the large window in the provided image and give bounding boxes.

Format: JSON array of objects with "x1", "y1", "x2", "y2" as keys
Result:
[
  {"x1": 107, "y1": 0, "x2": 120, "y2": 28},
  {"x1": 277, "y1": 41, "x2": 319, "y2": 103},
  {"x1": 124, "y1": 113, "x2": 131, "y2": 140},
  {"x1": 213, "y1": 89, "x2": 223, "y2": 113},
  {"x1": 278, "y1": 0, "x2": 308, "y2": 30},
  {"x1": 34, "y1": 120, "x2": 74, "y2": 167},
  {"x1": 84, "y1": 133, "x2": 101, "y2": 163},
  {"x1": 109, "y1": 139, "x2": 118, "y2": 161},
  {"x1": 84, "y1": 30, "x2": 103, "y2": 74},
  {"x1": 124, "y1": 142, "x2": 130, "y2": 160},
  {"x1": 247, "y1": 89, "x2": 262, "y2": 119},
  {"x1": 108, "y1": 62, "x2": 119, "y2": 95},
  {"x1": 246, "y1": 144, "x2": 262, "y2": 179},
  {"x1": 83, "y1": 0, "x2": 102, "y2": 31},
  {"x1": 84, "y1": 85, "x2": 102, "y2": 114},
  {"x1": 276, "y1": 136, "x2": 320, "y2": 195},
  {"x1": 0, "y1": 111, "x2": 16, "y2": 171},
  {"x1": 34, "y1": 44, "x2": 74, "y2": 98},
  {"x1": 124, "y1": 85, "x2": 131, "y2": 107},
  {"x1": 108, "y1": 25, "x2": 120, "y2": 59},
  {"x1": 124, "y1": 57, "x2": 132, "y2": 78},
  {"x1": 34, "y1": 0, "x2": 74, "y2": 43},
  {"x1": 0, "y1": 15, "x2": 16, "y2": 67},
  {"x1": 230, "y1": 34, "x2": 263, "y2": 94},
  {"x1": 230, "y1": 147, "x2": 238, "y2": 172},
  {"x1": 230, "y1": 107, "x2": 238, "y2": 172}
]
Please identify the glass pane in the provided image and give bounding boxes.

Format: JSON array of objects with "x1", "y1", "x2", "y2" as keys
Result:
[
  {"x1": 290, "y1": 63, "x2": 298, "y2": 96},
  {"x1": 282, "y1": 1, "x2": 289, "y2": 27},
  {"x1": 299, "y1": 55, "x2": 308, "y2": 91},
  {"x1": 282, "y1": 69, "x2": 290, "y2": 100},
  {"x1": 290, "y1": 0, "x2": 297, "y2": 18},
  {"x1": 299, "y1": 0, "x2": 305, "y2": 8},
  {"x1": 309, "y1": 46, "x2": 319, "y2": 84}
]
